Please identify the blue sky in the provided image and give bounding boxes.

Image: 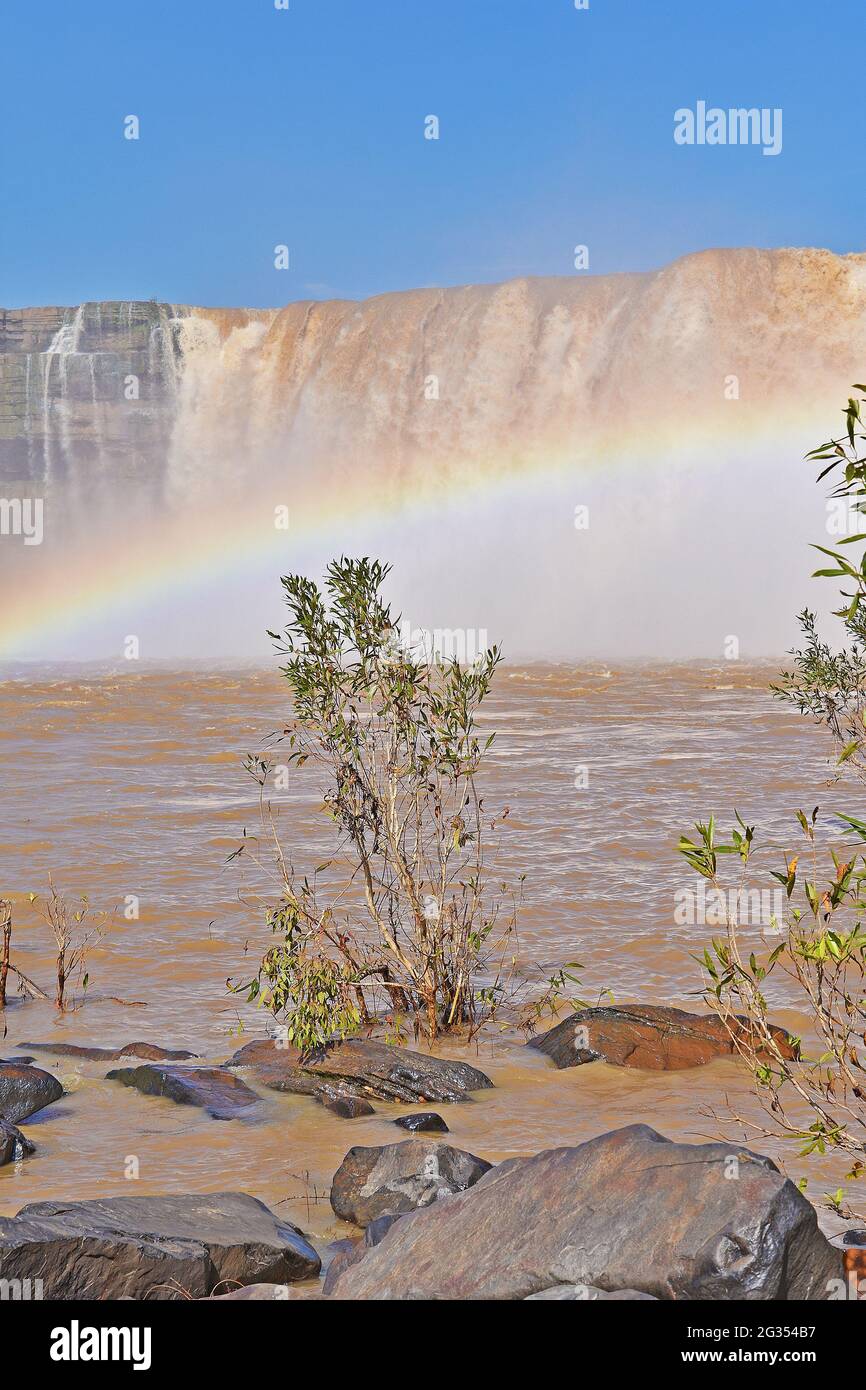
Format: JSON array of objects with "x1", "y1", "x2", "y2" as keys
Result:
[{"x1": 2, "y1": 0, "x2": 862, "y2": 307}]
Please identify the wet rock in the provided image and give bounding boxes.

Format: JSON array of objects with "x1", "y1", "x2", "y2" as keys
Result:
[
  {"x1": 226, "y1": 1036, "x2": 492, "y2": 1104},
  {"x1": 330, "y1": 1138, "x2": 491, "y2": 1227},
  {"x1": 321, "y1": 1213, "x2": 407, "y2": 1294},
  {"x1": 528, "y1": 1003, "x2": 797, "y2": 1071},
  {"x1": 394, "y1": 1111, "x2": 449, "y2": 1133},
  {"x1": 22, "y1": 1041, "x2": 197, "y2": 1061},
  {"x1": 525, "y1": 1285, "x2": 658, "y2": 1300},
  {"x1": 842, "y1": 1229, "x2": 866, "y2": 1246},
  {"x1": 0, "y1": 1116, "x2": 34, "y2": 1166},
  {"x1": 0, "y1": 1191, "x2": 320, "y2": 1299},
  {"x1": 320, "y1": 1088, "x2": 375, "y2": 1119},
  {"x1": 0, "y1": 1062, "x2": 64, "y2": 1123},
  {"x1": 106, "y1": 1064, "x2": 260, "y2": 1120},
  {"x1": 330, "y1": 1123, "x2": 842, "y2": 1300},
  {"x1": 321, "y1": 1238, "x2": 363, "y2": 1293}
]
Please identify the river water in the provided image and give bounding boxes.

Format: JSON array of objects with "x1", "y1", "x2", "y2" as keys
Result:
[{"x1": 0, "y1": 661, "x2": 862, "y2": 1238}]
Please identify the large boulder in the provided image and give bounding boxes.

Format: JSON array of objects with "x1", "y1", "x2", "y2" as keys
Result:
[
  {"x1": 0, "y1": 1062, "x2": 64, "y2": 1123},
  {"x1": 22, "y1": 1041, "x2": 197, "y2": 1062},
  {"x1": 106, "y1": 1065, "x2": 260, "y2": 1120},
  {"x1": 528, "y1": 1004, "x2": 796, "y2": 1071},
  {"x1": 0, "y1": 1115, "x2": 34, "y2": 1166},
  {"x1": 330, "y1": 1138, "x2": 491, "y2": 1227},
  {"x1": 0, "y1": 1192, "x2": 320, "y2": 1299},
  {"x1": 329, "y1": 1124, "x2": 842, "y2": 1300},
  {"x1": 226, "y1": 1036, "x2": 493, "y2": 1104}
]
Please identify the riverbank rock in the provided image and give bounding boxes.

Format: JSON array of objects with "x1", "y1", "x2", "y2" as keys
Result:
[
  {"x1": 106, "y1": 1064, "x2": 260, "y2": 1120},
  {"x1": 22, "y1": 1041, "x2": 197, "y2": 1062},
  {"x1": 528, "y1": 1004, "x2": 796, "y2": 1071},
  {"x1": 226, "y1": 1036, "x2": 493, "y2": 1104},
  {"x1": 0, "y1": 1192, "x2": 320, "y2": 1299},
  {"x1": 0, "y1": 1116, "x2": 35, "y2": 1166},
  {"x1": 330, "y1": 1138, "x2": 492, "y2": 1227},
  {"x1": 322, "y1": 1212, "x2": 407, "y2": 1293},
  {"x1": 394, "y1": 1111, "x2": 449, "y2": 1133},
  {"x1": 0, "y1": 1062, "x2": 64, "y2": 1123},
  {"x1": 329, "y1": 1124, "x2": 842, "y2": 1299}
]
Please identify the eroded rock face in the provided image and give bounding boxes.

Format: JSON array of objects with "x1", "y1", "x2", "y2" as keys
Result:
[
  {"x1": 329, "y1": 1124, "x2": 842, "y2": 1300},
  {"x1": 0, "y1": 1115, "x2": 34, "y2": 1166},
  {"x1": 106, "y1": 1065, "x2": 260, "y2": 1120},
  {"x1": 330, "y1": 1138, "x2": 491, "y2": 1227},
  {"x1": 0, "y1": 1063, "x2": 64, "y2": 1123},
  {"x1": 22, "y1": 1041, "x2": 197, "y2": 1062},
  {"x1": 0, "y1": 1192, "x2": 320, "y2": 1299},
  {"x1": 527, "y1": 1004, "x2": 796, "y2": 1071},
  {"x1": 226, "y1": 1037, "x2": 493, "y2": 1104}
]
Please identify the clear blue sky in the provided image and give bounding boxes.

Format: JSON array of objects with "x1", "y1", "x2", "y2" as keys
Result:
[{"x1": 2, "y1": 0, "x2": 862, "y2": 308}]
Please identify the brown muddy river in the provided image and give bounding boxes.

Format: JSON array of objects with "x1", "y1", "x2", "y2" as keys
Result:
[{"x1": 0, "y1": 662, "x2": 862, "y2": 1241}]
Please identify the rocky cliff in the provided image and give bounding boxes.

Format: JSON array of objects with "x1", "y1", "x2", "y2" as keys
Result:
[{"x1": 3, "y1": 247, "x2": 866, "y2": 501}]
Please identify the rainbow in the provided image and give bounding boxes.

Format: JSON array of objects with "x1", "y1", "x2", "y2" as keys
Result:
[{"x1": 0, "y1": 401, "x2": 833, "y2": 660}]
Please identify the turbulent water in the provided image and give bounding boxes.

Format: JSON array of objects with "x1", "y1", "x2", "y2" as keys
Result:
[{"x1": 1, "y1": 662, "x2": 862, "y2": 1238}]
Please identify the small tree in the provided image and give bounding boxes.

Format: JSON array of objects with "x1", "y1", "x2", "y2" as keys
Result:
[
  {"x1": 235, "y1": 557, "x2": 521, "y2": 1048},
  {"x1": 775, "y1": 388, "x2": 866, "y2": 775},
  {"x1": 678, "y1": 387, "x2": 866, "y2": 1210},
  {"x1": 678, "y1": 812, "x2": 866, "y2": 1194},
  {"x1": 34, "y1": 881, "x2": 105, "y2": 1011}
]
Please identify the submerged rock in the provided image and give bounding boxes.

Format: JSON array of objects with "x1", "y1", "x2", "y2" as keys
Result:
[
  {"x1": 106, "y1": 1064, "x2": 260, "y2": 1120},
  {"x1": 528, "y1": 1003, "x2": 796, "y2": 1071},
  {"x1": 0, "y1": 1115, "x2": 35, "y2": 1166},
  {"x1": 329, "y1": 1123, "x2": 842, "y2": 1300},
  {"x1": 0, "y1": 1191, "x2": 320, "y2": 1300},
  {"x1": 319, "y1": 1088, "x2": 375, "y2": 1119},
  {"x1": 22, "y1": 1040, "x2": 197, "y2": 1062},
  {"x1": 394, "y1": 1111, "x2": 449, "y2": 1133},
  {"x1": 0, "y1": 1062, "x2": 64, "y2": 1123},
  {"x1": 226, "y1": 1036, "x2": 493, "y2": 1104},
  {"x1": 330, "y1": 1138, "x2": 491, "y2": 1227}
]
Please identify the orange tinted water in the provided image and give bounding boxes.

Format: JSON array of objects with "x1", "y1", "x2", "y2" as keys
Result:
[{"x1": 0, "y1": 662, "x2": 862, "y2": 1239}]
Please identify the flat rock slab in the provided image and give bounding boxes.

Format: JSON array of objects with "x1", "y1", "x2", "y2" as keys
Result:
[
  {"x1": 0, "y1": 1192, "x2": 320, "y2": 1300},
  {"x1": 0, "y1": 1115, "x2": 35, "y2": 1166},
  {"x1": 331, "y1": 1138, "x2": 492, "y2": 1226},
  {"x1": 106, "y1": 1064, "x2": 260, "y2": 1120},
  {"x1": 330, "y1": 1123, "x2": 842, "y2": 1300},
  {"x1": 528, "y1": 1004, "x2": 796, "y2": 1071},
  {"x1": 0, "y1": 1063, "x2": 64, "y2": 1123},
  {"x1": 226, "y1": 1037, "x2": 493, "y2": 1104},
  {"x1": 22, "y1": 1041, "x2": 197, "y2": 1062}
]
